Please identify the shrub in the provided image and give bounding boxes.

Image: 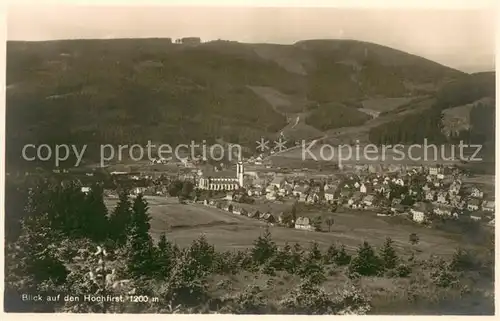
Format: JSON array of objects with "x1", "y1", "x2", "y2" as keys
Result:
[
  {"x1": 334, "y1": 285, "x2": 372, "y2": 315},
  {"x1": 279, "y1": 281, "x2": 371, "y2": 315},
  {"x1": 409, "y1": 233, "x2": 419, "y2": 245},
  {"x1": 386, "y1": 263, "x2": 412, "y2": 278},
  {"x1": 279, "y1": 280, "x2": 335, "y2": 314},
  {"x1": 449, "y1": 247, "x2": 478, "y2": 272},
  {"x1": 159, "y1": 251, "x2": 209, "y2": 307},
  {"x1": 260, "y1": 259, "x2": 277, "y2": 276},
  {"x1": 220, "y1": 285, "x2": 267, "y2": 314},
  {"x1": 430, "y1": 261, "x2": 459, "y2": 288}
]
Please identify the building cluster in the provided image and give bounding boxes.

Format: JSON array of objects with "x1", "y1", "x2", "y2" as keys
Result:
[
  {"x1": 200, "y1": 198, "x2": 319, "y2": 232},
  {"x1": 252, "y1": 165, "x2": 494, "y2": 226}
]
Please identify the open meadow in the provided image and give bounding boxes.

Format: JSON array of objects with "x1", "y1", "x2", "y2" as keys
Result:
[{"x1": 105, "y1": 196, "x2": 467, "y2": 257}]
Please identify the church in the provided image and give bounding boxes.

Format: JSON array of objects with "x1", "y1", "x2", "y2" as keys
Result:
[{"x1": 197, "y1": 162, "x2": 244, "y2": 191}]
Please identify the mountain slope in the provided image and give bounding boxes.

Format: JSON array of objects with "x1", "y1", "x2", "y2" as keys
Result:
[{"x1": 6, "y1": 38, "x2": 464, "y2": 167}]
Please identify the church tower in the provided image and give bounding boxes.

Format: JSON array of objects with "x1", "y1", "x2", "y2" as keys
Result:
[{"x1": 236, "y1": 162, "x2": 244, "y2": 187}]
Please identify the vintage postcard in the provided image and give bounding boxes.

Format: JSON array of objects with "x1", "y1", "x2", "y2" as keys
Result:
[{"x1": 2, "y1": 0, "x2": 497, "y2": 316}]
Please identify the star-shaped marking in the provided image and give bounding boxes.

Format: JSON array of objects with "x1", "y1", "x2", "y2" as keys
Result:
[
  {"x1": 274, "y1": 137, "x2": 287, "y2": 152},
  {"x1": 256, "y1": 137, "x2": 270, "y2": 152}
]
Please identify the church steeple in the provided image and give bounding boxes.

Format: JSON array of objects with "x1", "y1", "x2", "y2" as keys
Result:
[{"x1": 236, "y1": 162, "x2": 244, "y2": 187}]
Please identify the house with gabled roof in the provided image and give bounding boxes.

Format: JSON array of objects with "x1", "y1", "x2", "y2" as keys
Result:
[
  {"x1": 293, "y1": 184, "x2": 309, "y2": 198},
  {"x1": 363, "y1": 194, "x2": 377, "y2": 207},
  {"x1": 470, "y1": 187, "x2": 484, "y2": 199},
  {"x1": 324, "y1": 187, "x2": 337, "y2": 203},
  {"x1": 482, "y1": 200, "x2": 495, "y2": 212},
  {"x1": 339, "y1": 188, "x2": 352, "y2": 199},
  {"x1": 425, "y1": 190, "x2": 436, "y2": 201},
  {"x1": 467, "y1": 199, "x2": 481, "y2": 212},
  {"x1": 348, "y1": 191, "x2": 363, "y2": 206},
  {"x1": 295, "y1": 217, "x2": 314, "y2": 231},
  {"x1": 261, "y1": 212, "x2": 276, "y2": 223},
  {"x1": 411, "y1": 202, "x2": 433, "y2": 223},
  {"x1": 248, "y1": 210, "x2": 260, "y2": 219},
  {"x1": 433, "y1": 204, "x2": 454, "y2": 217},
  {"x1": 436, "y1": 191, "x2": 449, "y2": 204}
]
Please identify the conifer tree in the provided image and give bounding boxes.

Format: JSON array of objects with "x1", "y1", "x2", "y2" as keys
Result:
[
  {"x1": 251, "y1": 227, "x2": 277, "y2": 265},
  {"x1": 299, "y1": 243, "x2": 326, "y2": 285},
  {"x1": 323, "y1": 244, "x2": 338, "y2": 264},
  {"x1": 82, "y1": 185, "x2": 109, "y2": 241},
  {"x1": 349, "y1": 241, "x2": 382, "y2": 276},
  {"x1": 287, "y1": 243, "x2": 304, "y2": 273},
  {"x1": 155, "y1": 233, "x2": 174, "y2": 279},
  {"x1": 126, "y1": 194, "x2": 156, "y2": 278},
  {"x1": 7, "y1": 212, "x2": 68, "y2": 290},
  {"x1": 334, "y1": 245, "x2": 351, "y2": 266},
  {"x1": 109, "y1": 190, "x2": 132, "y2": 245},
  {"x1": 379, "y1": 237, "x2": 398, "y2": 270},
  {"x1": 188, "y1": 234, "x2": 216, "y2": 276},
  {"x1": 309, "y1": 241, "x2": 323, "y2": 262},
  {"x1": 271, "y1": 242, "x2": 292, "y2": 271}
]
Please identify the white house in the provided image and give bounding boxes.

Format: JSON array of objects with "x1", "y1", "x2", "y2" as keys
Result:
[
  {"x1": 482, "y1": 200, "x2": 495, "y2": 212},
  {"x1": 295, "y1": 217, "x2": 314, "y2": 231},
  {"x1": 467, "y1": 199, "x2": 481, "y2": 212},
  {"x1": 471, "y1": 187, "x2": 484, "y2": 199},
  {"x1": 362, "y1": 194, "x2": 376, "y2": 207},
  {"x1": 437, "y1": 191, "x2": 448, "y2": 204},
  {"x1": 81, "y1": 187, "x2": 91, "y2": 194},
  {"x1": 324, "y1": 188, "x2": 336, "y2": 202},
  {"x1": 433, "y1": 204, "x2": 453, "y2": 217},
  {"x1": 411, "y1": 202, "x2": 432, "y2": 223}
]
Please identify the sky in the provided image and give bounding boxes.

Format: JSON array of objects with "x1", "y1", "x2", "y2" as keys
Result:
[{"x1": 6, "y1": 5, "x2": 497, "y2": 73}]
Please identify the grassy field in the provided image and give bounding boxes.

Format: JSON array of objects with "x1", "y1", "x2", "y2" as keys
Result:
[
  {"x1": 103, "y1": 195, "x2": 493, "y2": 314},
  {"x1": 105, "y1": 196, "x2": 465, "y2": 257}
]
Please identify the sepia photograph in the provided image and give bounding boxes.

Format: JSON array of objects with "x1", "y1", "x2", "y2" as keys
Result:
[{"x1": 2, "y1": 1, "x2": 497, "y2": 315}]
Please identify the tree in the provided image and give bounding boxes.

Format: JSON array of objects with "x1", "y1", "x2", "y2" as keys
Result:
[
  {"x1": 379, "y1": 237, "x2": 398, "y2": 270},
  {"x1": 409, "y1": 233, "x2": 419, "y2": 245},
  {"x1": 312, "y1": 215, "x2": 323, "y2": 232},
  {"x1": 126, "y1": 194, "x2": 156, "y2": 278},
  {"x1": 280, "y1": 211, "x2": 294, "y2": 227},
  {"x1": 188, "y1": 234, "x2": 216, "y2": 276},
  {"x1": 309, "y1": 241, "x2": 323, "y2": 262},
  {"x1": 287, "y1": 243, "x2": 304, "y2": 273},
  {"x1": 251, "y1": 227, "x2": 277, "y2": 265},
  {"x1": 291, "y1": 201, "x2": 298, "y2": 222},
  {"x1": 323, "y1": 244, "x2": 338, "y2": 264},
  {"x1": 348, "y1": 241, "x2": 382, "y2": 277},
  {"x1": 334, "y1": 245, "x2": 351, "y2": 266},
  {"x1": 81, "y1": 185, "x2": 109, "y2": 241},
  {"x1": 109, "y1": 190, "x2": 132, "y2": 246},
  {"x1": 7, "y1": 213, "x2": 68, "y2": 289},
  {"x1": 181, "y1": 181, "x2": 194, "y2": 200},
  {"x1": 270, "y1": 243, "x2": 292, "y2": 271},
  {"x1": 155, "y1": 233, "x2": 174, "y2": 279},
  {"x1": 298, "y1": 253, "x2": 326, "y2": 285},
  {"x1": 168, "y1": 180, "x2": 184, "y2": 197},
  {"x1": 326, "y1": 218, "x2": 334, "y2": 232}
]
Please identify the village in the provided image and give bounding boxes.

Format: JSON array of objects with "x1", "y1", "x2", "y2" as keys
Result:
[{"x1": 62, "y1": 153, "x2": 496, "y2": 234}]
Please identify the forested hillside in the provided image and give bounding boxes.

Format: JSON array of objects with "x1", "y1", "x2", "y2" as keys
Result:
[
  {"x1": 368, "y1": 72, "x2": 495, "y2": 145},
  {"x1": 6, "y1": 38, "x2": 463, "y2": 167}
]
